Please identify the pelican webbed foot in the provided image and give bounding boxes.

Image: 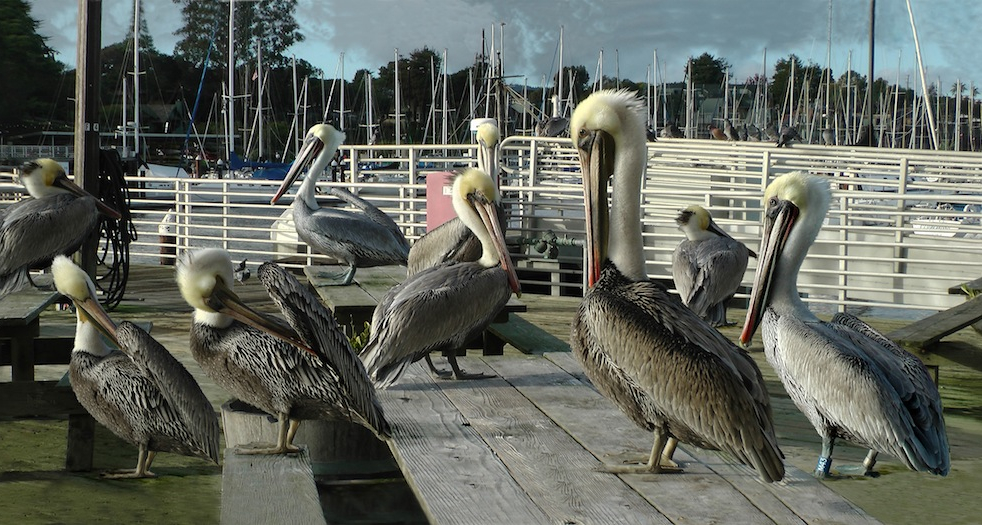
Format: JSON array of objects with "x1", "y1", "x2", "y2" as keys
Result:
[
  {"x1": 836, "y1": 450, "x2": 880, "y2": 477},
  {"x1": 447, "y1": 355, "x2": 495, "y2": 380},
  {"x1": 102, "y1": 447, "x2": 157, "y2": 479},
  {"x1": 603, "y1": 432, "x2": 682, "y2": 474},
  {"x1": 235, "y1": 442, "x2": 303, "y2": 455},
  {"x1": 313, "y1": 265, "x2": 357, "y2": 286}
]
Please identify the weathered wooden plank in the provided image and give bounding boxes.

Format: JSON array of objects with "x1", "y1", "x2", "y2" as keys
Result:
[
  {"x1": 888, "y1": 295, "x2": 982, "y2": 349},
  {"x1": 544, "y1": 352, "x2": 882, "y2": 525},
  {"x1": 434, "y1": 357, "x2": 669, "y2": 524},
  {"x1": 221, "y1": 447, "x2": 327, "y2": 525},
  {"x1": 0, "y1": 290, "x2": 59, "y2": 327},
  {"x1": 0, "y1": 380, "x2": 87, "y2": 418},
  {"x1": 380, "y1": 362, "x2": 550, "y2": 525},
  {"x1": 495, "y1": 354, "x2": 777, "y2": 525},
  {"x1": 486, "y1": 315, "x2": 570, "y2": 354},
  {"x1": 66, "y1": 413, "x2": 95, "y2": 472},
  {"x1": 949, "y1": 276, "x2": 982, "y2": 295}
]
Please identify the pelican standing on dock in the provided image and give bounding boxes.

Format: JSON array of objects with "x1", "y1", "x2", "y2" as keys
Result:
[
  {"x1": 178, "y1": 248, "x2": 389, "y2": 454},
  {"x1": 740, "y1": 171, "x2": 949, "y2": 478},
  {"x1": 360, "y1": 168, "x2": 521, "y2": 386},
  {"x1": 569, "y1": 90, "x2": 783, "y2": 482},
  {"x1": 406, "y1": 121, "x2": 501, "y2": 276},
  {"x1": 673, "y1": 205, "x2": 754, "y2": 327},
  {"x1": 271, "y1": 124, "x2": 409, "y2": 286},
  {"x1": 1, "y1": 159, "x2": 120, "y2": 296},
  {"x1": 52, "y1": 256, "x2": 219, "y2": 478}
]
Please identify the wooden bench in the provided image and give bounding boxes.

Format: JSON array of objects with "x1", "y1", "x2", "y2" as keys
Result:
[
  {"x1": 304, "y1": 265, "x2": 527, "y2": 355},
  {"x1": 376, "y1": 354, "x2": 881, "y2": 524},
  {"x1": 485, "y1": 315, "x2": 570, "y2": 354},
  {"x1": 888, "y1": 293, "x2": 982, "y2": 351},
  {"x1": 221, "y1": 447, "x2": 327, "y2": 525}
]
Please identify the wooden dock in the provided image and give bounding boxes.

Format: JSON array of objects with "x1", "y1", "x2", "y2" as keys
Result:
[{"x1": 4, "y1": 264, "x2": 982, "y2": 524}]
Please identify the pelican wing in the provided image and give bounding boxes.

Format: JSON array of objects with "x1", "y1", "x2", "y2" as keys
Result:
[
  {"x1": 361, "y1": 261, "x2": 511, "y2": 388},
  {"x1": 827, "y1": 313, "x2": 949, "y2": 474},
  {"x1": 0, "y1": 194, "x2": 99, "y2": 275},
  {"x1": 407, "y1": 217, "x2": 481, "y2": 276},
  {"x1": 257, "y1": 262, "x2": 390, "y2": 437},
  {"x1": 299, "y1": 206, "x2": 409, "y2": 265},
  {"x1": 328, "y1": 187, "x2": 411, "y2": 253},
  {"x1": 115, "y1": 322, "x2": 221, "y2": 463}
]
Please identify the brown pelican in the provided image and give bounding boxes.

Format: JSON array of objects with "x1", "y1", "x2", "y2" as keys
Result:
[
  {"x1": 360, "y1": 168, "x2": 521, "y2": 386},
  {"x1": 177, "y1": 248, "x2": 390, "y2": 454},
  {"x1": 740, "y1": 171, "x2": 950, "y2": 478},
  {"x1": 52, "y1": 255, "x2": 219, "y2": 478},
  {"x1": 672, "y1": 205, "x2": 755, "y2": 327},
  {"x1": 569, "y1": 90, "x2": 783, "y2": 482},
  {"x1": 270, "y1": 124, "x2": 410, "y2": 285},
  {"x1": 1, "y1": 159, "x2": 120, "y2": 296},
  {"x1": 406, "y1": 121, "x2": 501, "y2": 276}
]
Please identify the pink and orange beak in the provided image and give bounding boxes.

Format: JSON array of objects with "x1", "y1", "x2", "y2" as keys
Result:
[{"x1": 575, "y1": 128, "x2": 615, "y2": 288}]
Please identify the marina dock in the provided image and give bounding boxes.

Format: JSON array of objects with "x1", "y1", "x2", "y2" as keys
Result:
[{"x1": 2, "y1": 264, "x2": 982, "y2": 524}]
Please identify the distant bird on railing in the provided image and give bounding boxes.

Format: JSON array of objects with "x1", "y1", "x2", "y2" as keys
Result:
[
  {"x1": 178, "y1": 248, "x2": 390, "y2": 454},
  {"x1": 569, "y1": 89, "x2": 784, "y2": 483},
  {"x1": 0, "y1": 159, "x2": 120, "y2": 297},
  {"x1": 361, "y1": 168, "x2": 521, "y2": 385},
  {"x1": 741, "y1": 171, "x2": 949, "y2": 479},
  {"x1": 764, "y1": 124, "x2": 780, "y2": 142},
  {"x1": 724, "y1": 119, "x2": 739, "y2": 141},
  {"x1": 233, "y1": 259, "x2": 251, "y2": 283},
  {"x1": 776, "y1": 125, "x2": 799, "y2": 147},
  {"x1": 270, "y1": 124, "x2": 409, "y2": 286},
  {"x1": 822, "y1": 128, "x2": 835, "y2": 145},
  {"x1": 708, "y1": 123, "x2": 728, "y2": 141},
  {"x1": 738, "y1": 123, "x2": 750, "y2": 142},
  {"x1": 673, "y1": 205, "x2": 755, "y2": 327},
  {"x1": 53, "y1": 256, "x2": 219, "y2": 478},
  {"x1": 659, "y1": 122, "x2": 684, "y2": 138}
]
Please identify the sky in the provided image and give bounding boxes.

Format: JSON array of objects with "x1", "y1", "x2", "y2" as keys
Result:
[{"x1": 28, "y1": 0, "x2": 982, "y2": 93}]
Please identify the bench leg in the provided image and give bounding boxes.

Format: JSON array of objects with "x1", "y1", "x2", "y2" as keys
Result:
[
  {"x1": 483, "y1": 331, "x2": 505, "y2": 356},
  {"x1": 10, "y1": 320, "x2": 40, "y2": 382},
  {"x1": 66, "y1": 413, "x2": 95, "y2": 472}
]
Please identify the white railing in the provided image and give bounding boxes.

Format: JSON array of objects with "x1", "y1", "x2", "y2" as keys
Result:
[{"x1": 2, "y1": 139, "x2": 980, "y2": 314}]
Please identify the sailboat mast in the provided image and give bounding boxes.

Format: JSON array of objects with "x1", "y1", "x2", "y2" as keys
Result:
[
  {"x1": 339, "y1": 52, "x2": 345, "y2": 131},
  {"x1": 133, "y1": 0, "x2": 141, "y2": 157},
  {"x1": 394, "y1": 48, "x2": 401, "y2": 145},
  {"x1": 227, "y1": 0, "x2": 235, "y2": 157}
]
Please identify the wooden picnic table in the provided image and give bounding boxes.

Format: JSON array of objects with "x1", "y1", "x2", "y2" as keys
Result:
[{"x1": 376, "y1": 353, "x2": 881, "y2": 525}]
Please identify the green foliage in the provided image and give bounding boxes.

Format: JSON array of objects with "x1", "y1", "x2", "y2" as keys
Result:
[
  {"x1": 348, "y1": 322, "x2": 371, "y2": 353},
  {"x1": 0, "y1": 0, "x2": 67, "y2": 130},
  {"x1": 686, "y1": 53, "x2": 731, "y2": 87}
]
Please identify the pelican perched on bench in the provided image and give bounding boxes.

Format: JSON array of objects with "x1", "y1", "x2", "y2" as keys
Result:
[
  {"x1": 1, "y1": 159, "x2": 120, "y2": 297},
  {"x1": 53, "y1": 256, "x2": 219, "y2": 478},
  {"x1": 360, "y1": 168, "x2": 520, "y2": 386},
  {"x1": 569, "y1": 90, "x2": 783, "y2": 482},
  {"x1": 740, "y1": 171, "x2": 949, "y2": 478},
  {"x1": 178, "y1": 249, "x2": 390, "y2": 454},
  {"x1": 271, "y1": 124, "x2": 409, "y2": 286}
]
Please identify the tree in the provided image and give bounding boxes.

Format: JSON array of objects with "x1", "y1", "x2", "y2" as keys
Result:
[
  {"x1": 172, "y1": 0, "x2": 303, "y2": 69},
  {"x1": 0, "y1": 0, "x2": 67, "y2": 131},
  {"x1": 771, "y1": 54, "x2": 824, "y2": 115},
  {"x1": 686, "y1": 53, "x2": 730, "y2": 87}
]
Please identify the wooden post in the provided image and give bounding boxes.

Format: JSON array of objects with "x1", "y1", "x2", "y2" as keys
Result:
[{"x1": 74, "y1": 0, "x2": 102, "y2": 277}]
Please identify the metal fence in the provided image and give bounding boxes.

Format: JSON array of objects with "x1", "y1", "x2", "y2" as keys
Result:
[{"x1": 2, "y1": 138, "x2": 980, "y2": 313}]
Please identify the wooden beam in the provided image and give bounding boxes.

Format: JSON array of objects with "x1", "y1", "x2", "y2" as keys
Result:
[{"x1": 74, "y1": 0, "x2": 102, "y2": 276}]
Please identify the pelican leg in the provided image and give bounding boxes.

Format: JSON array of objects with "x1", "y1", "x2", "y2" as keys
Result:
[
  {"x1": 660, "y1": 437, "x2": 681, "y2": 469},
  {"x1": 604, "y1": 429, "x2": 682, "y2": 474},
  {"x1": 447, "y1": 353, "x2": 494, "y2": 381},
  {"x1": 424, "y1": 354, "x2": 452, "y2": 378},
  {"x1": 237, "y1": 412, "x2": 302, "y2": 455},
  {"x1": 102, "y1": 444, "x2": 157, "y2": 479},
  {"x1": 839, "y1": 449, "x2": 881, "y2": 477},
  {"x1": 814, "y1": 436, "x2": 835, "y2": 478}
]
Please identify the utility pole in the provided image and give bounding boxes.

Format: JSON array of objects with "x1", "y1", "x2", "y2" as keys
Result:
[{"x1": 75, "y1": 0, "x2": 102, "y2": 279}]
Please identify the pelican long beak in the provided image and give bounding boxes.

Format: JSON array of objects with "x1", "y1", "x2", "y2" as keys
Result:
[
  {"x1": 206, "y1": 277, "x2": 318, "y2": 357},
  {"x1": 475, "y1": 199, "x2": 521, "y2": 295},
  {"x1": 740, "y1": 199, "x2": 799, "y2": 347},
  {"x1": 707, "y1": 219, "x2": 758, "y2": 258},
  {"x1": 74, "y1": 295, "x2": 120, "y2": 348},
  {"x1": 55, "y1": 176, "x2": 122, "y2": 219},
  {"x1": 577, "y1": 129, "x2": 614, "y2": 288},
  {"x1": 477, "y1": 139, "x2": 499, "y2": 183},
  {"x1": 271, "y1": 133, "x2": 325, "y2": 205}
]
